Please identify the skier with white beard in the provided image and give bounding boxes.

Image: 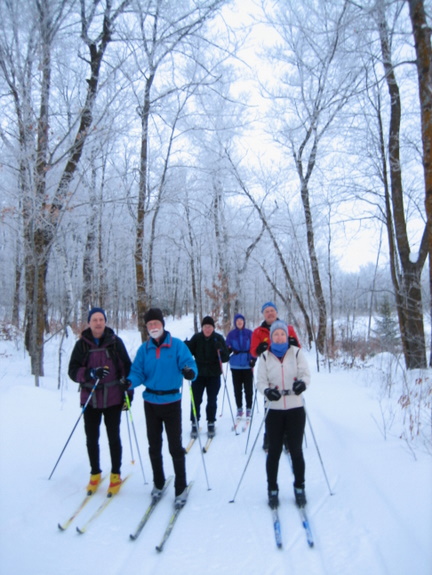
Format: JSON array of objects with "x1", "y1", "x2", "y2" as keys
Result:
[{"x1": 126, "y1": 308, "x2": 197, "y2": 509}]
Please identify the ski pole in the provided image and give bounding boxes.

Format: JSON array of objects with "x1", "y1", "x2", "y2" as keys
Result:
[
  {"x1": 219, "y1": 361, "x2": 229, "y2": 417},
  {"x1": 48, "y1": 377, "x2": 101, "y2": 480},
  {"x1": 229, "y1": 408, "x2": 270, "y2": 503},
  {"x1": 189, "y1": 383, "x2": 211, "y2": 490},
  {"x1": 124, "y1": 399, "x2": 135, "y2": 464},
  {"x1": 124, "y1": 392, "x2": 147, "y2": 484},
  {"x1": 217, "y1": 349, "x2": 237, "y2": 434},
  {"x1": 244, "y1": 385, "x2": 258, "y2": 454},
  {"x1": 304, "y1": 402, "x2": 333, "y2": 496}
]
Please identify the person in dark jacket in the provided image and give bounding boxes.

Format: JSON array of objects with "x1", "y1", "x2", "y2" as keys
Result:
[
  {"x1": 185, "y1": 316, "x2": 230, "y2": 439},
  {"x1": 68, "y1": 307, "x2": 132, "y2": 496},
  {"x1": 226, "y1": 314, "x2": 253, "y2": 421}
]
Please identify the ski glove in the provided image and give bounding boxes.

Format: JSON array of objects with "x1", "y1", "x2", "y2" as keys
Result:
[
  {"x1": 249, "y1": 358, "x2": 257, "y2": 368},
  {"x1": 120, "y1": 377, "x2": 132, "y2": 391},
  {"x1": 86, "y1": 366, "x2": 110, "y2": 380},
  {"x1": 292, "y1": 379, "x2": 306, "y2": 395},
  {"x1": 264, "y1": 387, "x2": 282, "y2": 402},
  {"x1": 256, "y1": 341, "x2": 268, "y2": 356},
  {"x1": 181, "y1": 367, "x2": 195, "y2": 380}
]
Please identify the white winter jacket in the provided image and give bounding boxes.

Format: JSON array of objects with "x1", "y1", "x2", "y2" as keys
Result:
[{"x1": 256, "y1": 346, "x2": 311, "y2": 410}]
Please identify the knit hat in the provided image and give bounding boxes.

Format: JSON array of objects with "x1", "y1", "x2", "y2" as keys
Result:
[
  {"x1": 88, "y1": 307, "x2": 107, "y2": 323},
  {"x1": 144, "y1": 307, "x2": 165, "y2": 326},
  {"x1": 201, "y1": 316, "x2": 215, "y2": 327},
  {"x1": 234, "y1": 313, "x2": 245, "y2": 328},
  {"x1": 270, "y1": 320, "x2": 288, "y2": 340},
  {"x1": 261, "y1": 301, "x2": 278, "y2": 313}
]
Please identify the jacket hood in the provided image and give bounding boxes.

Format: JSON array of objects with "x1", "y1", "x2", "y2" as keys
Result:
[{"x1": 234, "y1": 313, "x2": 246, "y2": 328}]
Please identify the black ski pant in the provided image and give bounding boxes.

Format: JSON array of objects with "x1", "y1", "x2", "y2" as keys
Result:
[
  {"x1": 144, "y1": 399, "x2": 186, "y2": 497},
  {"x1": 265, "y1": 407, "x2": 306, "y2": 492},
  {"x1": 190, "y1": 375, "x2": 221, "y2": 424},
  {"x1": 231, "y1": 368, "x2": 253, "y2": 411},
  {"x1": 83, "y1": 404, "x2": 123, "y2": 475}
]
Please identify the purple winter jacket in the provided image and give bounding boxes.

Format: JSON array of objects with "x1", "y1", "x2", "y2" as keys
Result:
[{"x1": 68, "y1": 327, "x2": 132, "y2": 409}]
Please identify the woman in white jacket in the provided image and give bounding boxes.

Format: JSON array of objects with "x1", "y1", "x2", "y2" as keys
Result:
[{"x1": 257, "y1": 320, "x2": 311, "y2": 510}]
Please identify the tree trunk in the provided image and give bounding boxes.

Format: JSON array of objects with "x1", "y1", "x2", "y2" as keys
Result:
[
  {"x1": 377, "y1": 0, "x2": 428, "y2": 369},
  {"x1": 135, "y1": 69, "x2": 156, "y2": 340},
  {"x1": 406, "y1": 0, "x2": 432, "y2": 366}
]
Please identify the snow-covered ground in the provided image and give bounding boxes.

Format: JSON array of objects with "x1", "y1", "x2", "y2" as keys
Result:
[{"x1": 0, "y1": 315, "x2": 431, "y2": 575}]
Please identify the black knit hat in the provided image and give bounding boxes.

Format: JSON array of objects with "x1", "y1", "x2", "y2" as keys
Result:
[
  {"x1": 201, "y1": 316, "x2": 215, "y2": 327},
  {"x1": 144, "y1": 307, "x2": 165, "y2": 326}
]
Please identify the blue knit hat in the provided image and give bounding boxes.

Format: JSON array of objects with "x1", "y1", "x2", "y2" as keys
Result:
[
  {"x1": 87, "y1": 307, "x2": 107, "y2": 323},
  {"x1": 261, "y1": 301, "x2": 278, "y2": 313},
  {"x1": 270, "y1": 320, "x2": 288, "y2": 340}
]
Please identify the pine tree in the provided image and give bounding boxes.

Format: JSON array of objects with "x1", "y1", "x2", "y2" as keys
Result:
[{"x1": 373, "y1": 298, "x2": 401, "y2": 353}]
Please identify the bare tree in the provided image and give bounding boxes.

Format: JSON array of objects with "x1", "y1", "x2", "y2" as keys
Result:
[
  {"x1": 226, "y1": 151, "x2": 315, "y2": 346},
  {"x1": 375, "y1": 0, "x2": 428, "y2": 369},
  {"x1": 124, "y1": 0, "x2": 226, "y2": 339},
  {"x1": 406, "y1": 0, "x2": 432, "y2": 365},
  {"x1": 260, "y1": 0, "x2": 362, "y2": 355},
  {"x1": 0, "y1": 0, "x2": 130, "y2": 380}
]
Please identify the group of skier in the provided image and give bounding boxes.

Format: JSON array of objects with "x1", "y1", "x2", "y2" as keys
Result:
[{"x1": 68, "y1": 301, "x2": 311, "y2": 512}]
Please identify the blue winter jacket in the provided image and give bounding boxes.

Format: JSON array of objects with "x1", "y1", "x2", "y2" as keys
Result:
[
  {"x1": 128, "y1": 331, "x2": 197, "y2": 404},
  {"x1": 226, "y1": 314, "x2": 253, "y2": 370}
]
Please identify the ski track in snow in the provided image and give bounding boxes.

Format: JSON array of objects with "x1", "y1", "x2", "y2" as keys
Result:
[{"x1": 0, "y1": 321, "x2": 431, "y2": 575}]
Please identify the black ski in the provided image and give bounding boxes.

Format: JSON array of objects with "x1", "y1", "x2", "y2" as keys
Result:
[
  {"x1": 155, "y1": 482, "x2": 194, "y2": 552},
  {"x1": 129, "y1": 476, "x2": 173, "y2": 540}
]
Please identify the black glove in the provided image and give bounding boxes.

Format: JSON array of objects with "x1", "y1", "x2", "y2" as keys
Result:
[
  {"x1": 86, "y1": 366, "x2": 110, "y2": 380},
  {"x1": 264, "y1": 387, "x2": 282, "y2": 401},
  {"x1": 120, "y1": 377, "x2": 132, "y2": 391},
  {"x1": 256, "y1": 341, "x2": 268, "y2": 356},
  {"x1": 249, "y1": 358, "x2": 257, "y2": 368},
  {"x1": 182, "y1": 367, "x2": 195, "y2": 380},
  {"x1": 292, "y1": 379, "x2": 306, "y2": 395}
]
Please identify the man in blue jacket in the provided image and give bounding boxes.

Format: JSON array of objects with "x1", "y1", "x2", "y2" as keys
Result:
[{"x1": 127, "y1": 308, "x2": 197, "y2": 509}]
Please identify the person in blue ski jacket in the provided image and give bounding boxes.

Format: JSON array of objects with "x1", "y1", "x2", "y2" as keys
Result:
[
  {"x1": 226, "y1": 314, "x2": 254, "y2": 419},
  {"x1": 126, "y1": 308, "x2": 197, "y2": 509}
]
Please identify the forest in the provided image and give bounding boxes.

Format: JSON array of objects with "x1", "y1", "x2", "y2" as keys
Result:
[{"x1": 0, "y1": 0, "x2": 431, "y2": 381}]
